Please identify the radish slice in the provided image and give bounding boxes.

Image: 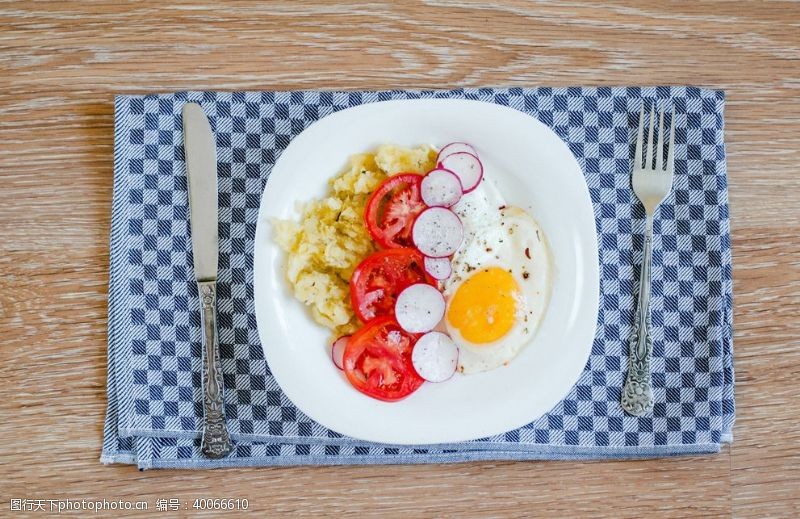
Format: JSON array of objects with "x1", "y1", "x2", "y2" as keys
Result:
[
  {"x1": 421, "y1": 168, "x2": 463, "y2": 207},
  {"x1": 331, "y1": 335, "x2": 349, "y2": 370},
  {"x1": 439, "y1": 152, "x2": 483, "y2": 193},
  {"x1": 424, "y1": 256, "x2": 452, "y2": 280},
  {"x1": 411, "y1": 332, "x2": 459, "y2": 382},
  {"x1": 437, "y1": 142, "x2": 478, "y2": 164},
  {"x1": 395, "y1": 283, "x2": 445, "y2": 334},
  {"x1": 412, "y1": 207, "x2": 464, "y2": 258}
]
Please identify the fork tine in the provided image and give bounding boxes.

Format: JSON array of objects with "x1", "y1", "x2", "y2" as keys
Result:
[
  {"x1": 634, "y1": 104, "x2": 644, "y2": 169},
  {"x1": 656, "y1": 110, "x2": 665, "y2": 170},
  {"x1": 667, "y1": 108, "x2": 676, "y2": 173},
  {"x1": 645, "y1": 104, "x2": 655, "y2": 170}
]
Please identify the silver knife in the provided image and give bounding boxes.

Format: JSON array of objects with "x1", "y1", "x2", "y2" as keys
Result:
[{"x1": 182, "y1": 103, "x2": 233, "y2": 459}]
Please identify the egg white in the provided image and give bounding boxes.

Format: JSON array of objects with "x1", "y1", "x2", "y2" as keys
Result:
[{"x1": 443, "y1": 180, "x2": 551, "y2": 374}]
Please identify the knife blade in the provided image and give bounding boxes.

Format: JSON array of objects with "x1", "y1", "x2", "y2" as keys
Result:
[
  {"x1": 184, "y1": 103, "x2": 219, "y2": 282},
  {"x1": 183, "y1": 102, "x2": 232, "y2": 459}
]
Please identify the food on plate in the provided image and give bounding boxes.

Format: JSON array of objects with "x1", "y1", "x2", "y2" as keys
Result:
[
  {"x1": 273, "y1": 145, "x2": 436, "y2": 337},
  {"x1": 365, "y1": 173, "x2": 426, "y2": 249},
  {"x1": 349, "y1": 248, "x2": 434, "y2": 323},
  {"x1": 275, "y1": 141, "x2": 551, "y2": 401},
  {"x1": 424, "y1": 256, "x2": 452, "y2": 280},
  {"x1": 394, "y1": 283, "x2": 446, "y2": 334},
  {"x1": 411, "y1": 206, "x2": 464, "y2": 258},
  {"x1": 420, "y1": 168, "x2": 462, "y2": 207},
  {"x1": 342, "y1": 316, "x2": 424, "y2": 402},
  {"x1": 443, "y1": 204, "x2": 550, "y2": 373},
  {"x1": 411, "y1": 331, "x2": 459, "y2": 382},
  {"x1": 375, "y1": 144, "x2": 438, "y2": 176},
  {"x1": 438, "y1": 152, "x2": 483, "y2": 193},
  {"x1": 436, "y1": 141, "x2": 477, "y2": 163},
  {"x1": 331, "y1": 335, "x2": 350, "y2": 370},
  {"x1": 438, "y1": 167, "x2": 551, "y2": 374}
]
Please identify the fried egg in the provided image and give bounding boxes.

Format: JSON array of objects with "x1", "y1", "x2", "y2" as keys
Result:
[{"x1": 442, "y1": 178, "x2": 551, "y2": 374}]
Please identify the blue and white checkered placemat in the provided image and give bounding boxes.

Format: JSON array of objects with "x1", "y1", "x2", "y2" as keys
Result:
[{"x1": 101, "y1": 87, "x2": 734, "y2": 469}]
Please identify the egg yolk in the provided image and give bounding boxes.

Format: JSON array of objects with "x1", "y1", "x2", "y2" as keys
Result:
[{"x1": 447, "y1": 267, "x2": 520, "y2": 344}]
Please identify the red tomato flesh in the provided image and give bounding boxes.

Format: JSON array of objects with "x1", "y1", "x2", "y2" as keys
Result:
[
  {"x1": 342, "y1": 317, "x2": 424, "y2": 401},
  {"x1": 365, "y1": 173, "x2": 426, "y2": 249},
  {"x1": 349, "y1": 248, "x2": 434, "y2": 323}
]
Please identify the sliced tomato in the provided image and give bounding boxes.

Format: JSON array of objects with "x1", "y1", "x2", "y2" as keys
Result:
[
  {"x1": 342, "y1": 317, "x2": 424, "y2": 401},
  {"x1": 350, "y1": 248, "x2": 434, "y2": 323},
  {"x1": 365, "y1": 173, "x2": 426, "y2": 249}
]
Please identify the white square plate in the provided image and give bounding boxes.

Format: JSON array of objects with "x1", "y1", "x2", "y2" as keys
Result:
[{"x1": 254, "y1": 99, "x2": 599, "y2": 445}]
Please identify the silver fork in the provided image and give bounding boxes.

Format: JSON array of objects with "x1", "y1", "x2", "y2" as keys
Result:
[{"x1": 621, "y1": 104, "x2": 675, "y2": 416}]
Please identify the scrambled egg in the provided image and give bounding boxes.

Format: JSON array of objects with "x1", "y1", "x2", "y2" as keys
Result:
[{"x1": 273, "y1": 144, "x2": 437, "y2": 338}]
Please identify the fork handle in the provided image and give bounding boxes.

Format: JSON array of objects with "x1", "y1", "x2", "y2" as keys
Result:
[
  {"x1": 622, "y1": 215, "x2": 655, "y2": 416},
  {"x1": 198, "y1": 281, "x2": 233, "y2": 458}
]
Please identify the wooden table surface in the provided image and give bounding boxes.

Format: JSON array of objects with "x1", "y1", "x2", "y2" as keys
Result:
[{"x1": 2, "y1": 1, "x2": 799, "y2": 517}]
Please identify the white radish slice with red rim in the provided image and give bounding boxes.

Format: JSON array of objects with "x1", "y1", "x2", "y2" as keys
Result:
[
  {"x1": 439, "y1": 152, "x2": 483, "y2": 193},
  {"x1": 421, "y1": 168, "x2": 463, "y2": 207},
  {"x1": 331, "y1": 335, "x2": 349, "y2": 370},
  {"x1": 424, "y1": 256, "x2": 452, "y2": 280},
  {"x1": 412, "y1": 207, "x2": 464, "y2": 258},
  {"x1": 436, "y1": 142, "x2": 478, "y2": 164},
  {"x1": 395, "y1": 283, "x2": 445, "y2": 334},
  {"x1": 411, "y1": 331, "x2": 459, "y2": 382}
]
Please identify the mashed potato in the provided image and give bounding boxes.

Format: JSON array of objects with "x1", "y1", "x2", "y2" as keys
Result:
[{"x1": 273, "y1": 144, "x2": 437, "y2": 338}]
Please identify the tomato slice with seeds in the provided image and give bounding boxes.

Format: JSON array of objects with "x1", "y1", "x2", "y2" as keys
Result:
[
  {"x1": 342, "y1": 317, "x2": 424, "y2": 401},
  {"x1": 349, "y1": 248, "x2": 435, "y2": 323},
  {"x1": 365, "y1": 173, "x2": 426, "y2": 249}
]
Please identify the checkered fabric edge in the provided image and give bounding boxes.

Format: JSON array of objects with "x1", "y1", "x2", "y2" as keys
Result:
[{"x1": 102, "y1": 86, "x2": 733, "y2": 468}]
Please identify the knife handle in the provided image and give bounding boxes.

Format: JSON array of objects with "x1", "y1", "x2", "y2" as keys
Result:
[{"x1": 198, "y1": 280, "x2": 233, "y2": 458}]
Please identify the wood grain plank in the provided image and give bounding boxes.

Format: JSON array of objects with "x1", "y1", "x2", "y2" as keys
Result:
[{"x1": 1, "y1": 1, "x2": 798, "y2": 517}]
